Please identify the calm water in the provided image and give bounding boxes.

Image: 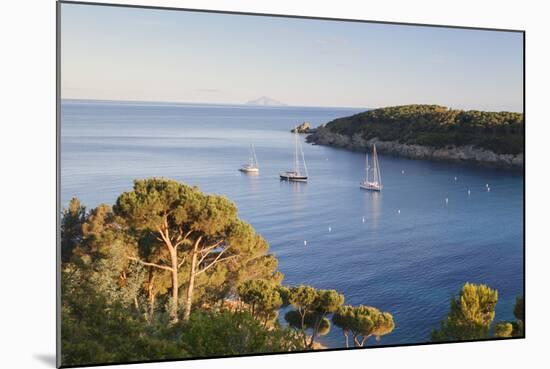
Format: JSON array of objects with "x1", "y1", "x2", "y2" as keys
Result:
[{"x1": 61, "y1": 100, "x2": 524, "y2": 348}]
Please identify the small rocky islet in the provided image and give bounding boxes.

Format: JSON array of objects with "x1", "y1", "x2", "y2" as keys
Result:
[{"x1": 291, "y1": 121, "x2": 318, "y2": 134}]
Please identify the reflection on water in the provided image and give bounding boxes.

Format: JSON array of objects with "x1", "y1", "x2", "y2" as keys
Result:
[
  {"x1": 362, "y1": 190, "x2": 382, "y2": 229},
  {"x1": 287, "y1": 181, "x2": 307, "y2": 194},
  {"x1": 286, "y1": 182, "x2": 307, "y2": 232},
  {"x1": 240, "y1": 171, "x2": 260, "y2": 195}
]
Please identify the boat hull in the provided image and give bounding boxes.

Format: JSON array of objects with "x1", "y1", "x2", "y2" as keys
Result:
[
  {"x1": 360, "y1": 182, "x2": 382, "y2": 191},
  {"x1": 239, "y1": 167, "x2": 259, "y2": 173},
  {"x1": 280, "y1": 172, "x2": 307, "y2": 182}
]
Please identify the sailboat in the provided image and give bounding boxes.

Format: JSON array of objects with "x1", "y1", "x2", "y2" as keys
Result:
[
  {"x1": 239, "y1": 144, "x2": 259, "y2": 173},
  {"x1": 360, "y1": 144, "x2": 383, "y2": 191},
  {"x1": 280, "y1": 132, "x2": 308, "y2": 182}
]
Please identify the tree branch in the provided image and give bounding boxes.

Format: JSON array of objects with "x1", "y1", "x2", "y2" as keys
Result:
[
  {"x1": 200, "y1": 240, "x2": 224, "y2": 254},
  {"x1": 197, "y1": 240, "x2": 224, "y2": 265},
  {"x1": 177, "y1": 256, "x2": 187, "y2": 269},
  {"x1": 174, "y1": 230, "x2": 193, "y2": 250},
  {"x1": 155, "y1": 225, "x2": 169, "y2": 244},
  {"x1": 194, "y1": 251, "x2": 237, "y2": 276},
  {"x1": 177, "y1": 235, "x2": 203, "y2": 268},
  {"x1": 127, "y1": 256, "x2": 174, "y2": 272},
  {"x1": 200, "y1": 245, "x2": 228, "y2": 267}
]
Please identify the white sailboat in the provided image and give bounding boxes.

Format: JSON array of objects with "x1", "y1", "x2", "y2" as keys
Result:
[
  {"x1": 280, "y1": 132, "x2": 308, "y2": 182},
  {"x1": 360, "y1": 144, "x2": 383, "y2": 191},
  {"x1": 239, "y1": 144, "x2": 259, "y2": 173}
]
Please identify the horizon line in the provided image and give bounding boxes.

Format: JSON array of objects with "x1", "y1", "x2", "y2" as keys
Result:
[
  {"x1": 60, "y1": 98, "x2": 523, "y2": 113},
  {"x1": 59, "y1": 97, "x2": 525, "y2": 114},
  {"x1": 60, "y1": 97, "x2": 370, "y2": 110}
]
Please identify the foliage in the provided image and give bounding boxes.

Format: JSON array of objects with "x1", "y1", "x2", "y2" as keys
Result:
[
  {"x1": 284, "y1": 310, "x2": 331, "y2": 335},
  {"x1": 61, "y1": 266, "x2": 303, "y2": 366},
  {"x1": 513, "y1": 296, "x2": 524, "y2": 322},
  {"x1": 332, "y1": 305, "x2": 395, "y2": 347},
  {"x1": 321, "y1": 104, "x2": 524, "y2": 154},
  {"x1": 284, "y1": 285, "x2": 344, "y2": 348},
  {"x1": 60, "y1": 179, "x2": 297, "y2": 365},
  {"x1": 60, "y1": 266, "x2": 185, "y2": 367},
  {"x1": 493, "y1": 322, "x2": 513, "y2": 338},
  {"x1": 431, "y1": 283, "x2": 498, "y2": 342},
  {"x1": 112, "y1": 178, "x2": 279, "y2": 322},
  {"x1": 277, "y1": 285, "x2": 292, "y2": 306},
  {"x1": 238, "y1": 279, "x2": 283, "y2": 326},
  {"x1": 179, "y1": 310, "x2": 305, "y2": 357},
  {"x1": 511, "y1": 296, "x2": 525, "y2": 337},
  {"x1": 61, "y1": 198, "x2": 86, "y2": 262},
  {"x1": 512, "y1": 295, "x2": 525, "y2": 336}
]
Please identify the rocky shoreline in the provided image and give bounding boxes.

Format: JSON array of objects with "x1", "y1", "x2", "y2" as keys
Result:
[{"x1": 306, "y1": 126, "x2": 523, "y2": 169}]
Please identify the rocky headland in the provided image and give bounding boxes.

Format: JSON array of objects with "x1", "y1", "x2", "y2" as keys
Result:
[{"x1": 305, "y1": 105, "x2": 524, "y2": 169}]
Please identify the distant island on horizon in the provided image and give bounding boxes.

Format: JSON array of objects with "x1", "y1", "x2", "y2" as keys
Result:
[
  {"x1": 61, "y1": 97, "x2": 370, "y2": 110},
  {"x1": 60, "y1": 98, "x2": 522, "y2": 114},
  {"x1": 246, "y1": 96, "x2": 287, "y2": 106}
]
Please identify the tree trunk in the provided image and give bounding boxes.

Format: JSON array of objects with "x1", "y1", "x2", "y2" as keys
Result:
[
  {"x1": 360, "y1": 336, "x2": 369, "y2": 347},
  {"x1": 147, "y1": 273, "x2": 156, "y2": 323},
  {"x1": 169, "y1": 250, "x2": 179, "y2": 323},
  {"x1": 299, "y1": 309, "x2": 308, "y2": 347},
  {"x1": 308, "y1": 332, "x2": 316, "y2": 349},
  {"x1": 308, "y1": 314, "x2": 324, "y2": 349},
  {"x1": 183, "y1": 241, "x2": 199, "y2": 321},
  {"x1": 149, "y1": 293, "x2": 156, "y2": 323},
  {"x1": 344, "y1": 331, "x2": 349, "y2": 348}
]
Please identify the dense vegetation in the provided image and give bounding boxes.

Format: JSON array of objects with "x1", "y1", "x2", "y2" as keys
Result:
[
  {"x1": 431, "y1": 283, "x2": 524, "y2": 342},
  {"x1": 60, "y1": 178, "x2": 396, "y2": 366},
  {"x1": 318, "y1": 105, "x2": 524, "y2": 154},
  {"x1": 61, "y1": 178, "x2": 523, "y2": 365}
]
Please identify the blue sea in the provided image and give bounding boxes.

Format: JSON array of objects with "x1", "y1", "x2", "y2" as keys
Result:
[{"x1": 61, "y1": 99, "x2": 524, "y2": 348}]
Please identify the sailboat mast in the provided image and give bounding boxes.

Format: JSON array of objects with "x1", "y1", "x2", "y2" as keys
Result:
[
  {"x1": 373, "y1": 145, "x2": 380, "y2": 184},
  {"x1": 251, "y1": 144, "x2": 258, "y2": 167},
  {"x1": 299, "y1": 137, "x2": 308, "y2": 177},
  {"x1": 376, "y1": 146, "x2": 382, "y2": 185},
  {"x1": 294, "y1": 132, "x2": 300, "y2": 174},
  {"x1": 365, "y1": 152, "x2": 369, "y2": 182}
]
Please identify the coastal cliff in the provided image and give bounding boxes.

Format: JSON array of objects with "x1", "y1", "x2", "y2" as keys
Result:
[{"x1": 306, "y1": 105, "x2": 524, "y2": 168}]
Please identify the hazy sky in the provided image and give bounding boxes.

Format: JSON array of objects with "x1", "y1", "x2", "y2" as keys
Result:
[{"x1": 61, "y1": 3, "x2": 523, "y2": 111}]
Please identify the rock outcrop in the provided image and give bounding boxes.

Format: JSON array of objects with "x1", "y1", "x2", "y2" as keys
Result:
[
  {"x1": 291, "y1": 121, "x2": 317, "y2": 134},
  {"x1": 306, "y1": 126, "x2": 523, "y2": 169}
]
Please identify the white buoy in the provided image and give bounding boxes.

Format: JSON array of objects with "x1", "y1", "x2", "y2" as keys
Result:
[
  {"x1": 402, "y1": 170, "x2": 405, "y2": 174},
  {"x1": 486, "y1": 183, "x2": 489, "y2": 188},
  {"x1": 468, "y1": 189, "x2": 471, "y2": 196},
  {"x1": 303, "y1": 240, "x2": 307, "y2": 246},
  {"x1": 487, "y1": 187, "x2": 491, "y2": 192},
  {"x1": 328, "y1": 226, "x2": 332, "y2": 232},
  {"x1": 454, "y1": 176, "x2": 457, "y2": 181},
  {"x1": 445, "y1": 198, "x2": 449, "y2": 204},
  {"x1": 397, "y1": 209, "x2": 401, "y2": 214},
  {"x1": 362, "y1": 216, "x2": 365, "y2": 223}
]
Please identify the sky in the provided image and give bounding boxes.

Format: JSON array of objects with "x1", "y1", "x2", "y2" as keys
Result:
[{"x1": 61, "y1": 3, "x2": 524, "y2": 111}]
